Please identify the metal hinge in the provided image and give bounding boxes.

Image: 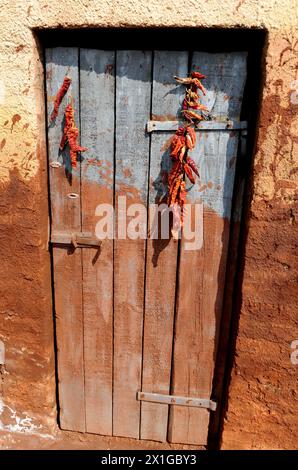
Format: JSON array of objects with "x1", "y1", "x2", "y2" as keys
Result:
[
  {"x1": 50, "y1": 232, "x2": 102, "y2": 249},
  {"x1": 0, "y1": 340, "x2": 5, "y2": 365},
  {"x1": 147, "y1": 119, "x2": 247, "y2": 133},
  {"x1": 137, "y1": 391, "x2": 217, "y2": 411}
]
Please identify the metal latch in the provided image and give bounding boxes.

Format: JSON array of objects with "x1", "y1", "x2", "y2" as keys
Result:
[
  {"x1": 146, "y1": 119, "x2": 247, "y2": 133},
  {"x1": 137, "y1": 391, "x2": 217, "y2": 411},
  {"x1": 51, "y1": 232, "x2": 102, "y2": 249}
]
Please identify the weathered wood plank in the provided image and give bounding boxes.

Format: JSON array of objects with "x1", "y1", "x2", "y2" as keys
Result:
[
  {"x1": 140, "y1": 51, "x2": 188, "y2": 442},
  {"x1": 46, "y1": 47, "x2": 85, "y2": 432},
  {"x1": 168, "y1": 52, "x2": 247, "y2": 444},
  {"x1": 113, "y1": 50, "x2": 152, "y2": 438},
  {"x1": 80, "y1": 49, "x2": 115, "y2": 435}
]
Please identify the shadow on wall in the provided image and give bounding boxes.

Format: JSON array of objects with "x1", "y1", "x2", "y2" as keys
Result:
[{"x1": 208, "y1": 29, "x2": 268, "y2": 449}]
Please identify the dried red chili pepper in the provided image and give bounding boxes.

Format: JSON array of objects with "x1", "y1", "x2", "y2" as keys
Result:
[
  {"x1": 50, "y1": 76, "x2": 71, "y2": 122},
  {"x1": 174, "y1": 76, "x2": 195, "y2": 85},
  {"x1": 185, "y1": 127, "x2": 196, "y2": 149},
  {"x1": 186, "y1": 156, "x2": 200, "y2": 178},
  {"x1": 190, "y1": 71, "x2": 206, "y2": 80},
  {"x1": 168, "y1": 174, "x2": 182, "y2": 206},
  {"x1": 178, "y1": 145, "x2": 186, "y2": 161},
  {"x1": 168, "y1": 161, "x2": 182, "y2": 186},
  {"x1": 184, "y1": 163, "x2": 196, "y2": 184},
  {"x1": 192, "y1": 78, "x2": 206, "y2": 96},
  {"x1": 182, "y1": 109, "x2": 204, "y2": 122},
  {"x1": 170, "y1": 135, "x2": 185, "y2": 160},
  {"x1": 182, "y1": 97, "x2": 188, "y2": 110},
  {"x1": 178, "y1": 180, "x2": 187, "y2": 220}
]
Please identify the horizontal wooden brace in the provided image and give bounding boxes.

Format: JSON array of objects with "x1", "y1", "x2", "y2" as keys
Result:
[
  {"x1": 147, "y1": 120, "x2": 247, "y2": 133},
  {"x1": 51, "y1": 232, "x2": 102, "y2": 248},
  {"x1": 137, "y1": 391, "x2": 217, "y2": 411}
]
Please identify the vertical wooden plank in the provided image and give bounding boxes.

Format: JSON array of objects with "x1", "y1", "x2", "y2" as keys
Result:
[
  {"x1": 168, "y1": 52, "x2": 247, "y2": 444},
  {"x1": 46, "y1": 47, "x2": 85, "y2": 432},
  {"x1": 113, "y1": 50, "x2": 152, "y2": 438},
  {"x1": 140, "y1": 51, "x2": 188, "y2": 442},
  {"x1": 80, "y1": 49, "x2": 115, "y2": 435}
]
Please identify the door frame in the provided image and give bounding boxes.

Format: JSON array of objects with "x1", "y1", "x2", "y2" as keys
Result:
[{"x1": 41, "y1": 27, "x2": 266, "y2": 446}]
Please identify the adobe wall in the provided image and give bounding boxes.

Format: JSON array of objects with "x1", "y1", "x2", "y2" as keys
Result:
[{"x1": 0, "y1": 0, "x2": 297, "y2": 448}]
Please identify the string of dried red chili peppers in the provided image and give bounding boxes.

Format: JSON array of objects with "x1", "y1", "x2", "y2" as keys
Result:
[
  {"x1": 167, "y1": 71, "x2": 208, "y2": 226},
  {"x1": 59, "y1": 103, "x2": 87, "y2": 168},
  {"x1": 50, "y1": 76, "x2": 71, "y2": 122},
  {"x1": 50, "y1": 76, "x2": 87, "y2": 168}
]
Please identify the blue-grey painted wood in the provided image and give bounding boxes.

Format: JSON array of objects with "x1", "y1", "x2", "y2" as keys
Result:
[
  {"x1": 141, "y1": 50, "x2": 188, "y2": 442},
  {"x1": 46, "y1": 47, "x2": 85, "y2": 432},
  {"x1": 169, "y1": 52, "x2": 247, "y2": 445},
  {"x1": 182, "y1": 129, "x2": 240, "y2": 218},
  {"x1": 113, "y1": 50, "x2": 152, "y2": 438},
  {"x1": 80, "y1": 49, "x2": 115, "y2": 435},
  {"x1": 194, "y1": 52, "x2": 247, "y2": 119}
]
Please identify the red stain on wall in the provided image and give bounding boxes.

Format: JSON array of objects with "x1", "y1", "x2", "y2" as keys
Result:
[
  {"x1": 11, "y1": 114, "x2": 21, "y2": 132},
  {"x1": 0, "y1": 138, "x2": 6, "y2": 150},
  {"x1": 15, "y1": 45, "x2": 25, "y2": 53}
]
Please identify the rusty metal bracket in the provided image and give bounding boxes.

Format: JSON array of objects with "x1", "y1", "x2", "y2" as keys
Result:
[
  {"x1": 146, "y1": 119, "x2": 247, "y2": 133},
  {"x1": 50, "y1": 232, "x2": 102, "y2": 249},
  {"x1": 137, "y1": 391, "x2": 217, "y2": 411}
]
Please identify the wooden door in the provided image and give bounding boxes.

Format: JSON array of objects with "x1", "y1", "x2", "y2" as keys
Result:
[{"x1": 46, "y1": 47, "x2": 247, "y2": 444}]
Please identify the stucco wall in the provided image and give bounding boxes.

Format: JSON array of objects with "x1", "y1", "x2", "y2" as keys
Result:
[{"x1": 0, "y1": 0, "x2": 297, "y2": 449}]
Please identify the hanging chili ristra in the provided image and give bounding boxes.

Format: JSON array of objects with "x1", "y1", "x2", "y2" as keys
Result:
[
  {"x1": 50, "y1": 76, "x2": 72, "y2": 122},
  {"x1": 167, "y1": 69, "x2": 208, "y2": 226},
  {"x1": 60, "y1": 104, "x2": 88, "y2": 168},
  {"x1": 167, "y1": 126, "x2": 199, "y2": 218}
]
